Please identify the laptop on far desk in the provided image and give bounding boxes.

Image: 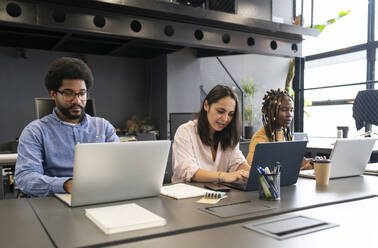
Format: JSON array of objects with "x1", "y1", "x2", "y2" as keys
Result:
[
  {"x1": 299, "y1": 138, "x2": 376, "y2": 179},
  {"x1": 55, "y1": 140, "x2": 171, "y2": 207},
  {"x1": 223, "y1": 141, "x2": 308, "y2": 191}
]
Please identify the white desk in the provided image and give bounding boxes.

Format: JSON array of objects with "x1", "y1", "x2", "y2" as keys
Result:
[
  {"x1": 118, "y1": 197, "x2": 378, "y2": 248},
  {"x1": 0, "y1": 153, "x2": 17, "y2": 165}
]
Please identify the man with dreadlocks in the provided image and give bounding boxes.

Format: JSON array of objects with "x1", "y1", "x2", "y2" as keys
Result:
[{"x1": 246, "y1": 88, "x2": 313, "y2": 170}]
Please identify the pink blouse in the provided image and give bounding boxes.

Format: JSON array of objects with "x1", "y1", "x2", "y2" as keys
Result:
[{"x1": 172, "y1": 120, "x2": 247, "y2": 183}]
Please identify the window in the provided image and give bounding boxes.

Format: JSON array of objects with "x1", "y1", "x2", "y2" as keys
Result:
[
  {"x1": 302, "y1": 1, "x2": 374, "y2": 138},
  {"x1": 302, "y1": 0, "x2": 367, "y2": 56},
  {"x1": 304, "y1": 104, "x2": 362, "y2": 138},
  {"x1": 304, "y1": 87, "x2": 366, "y2": 138},
  {"x1": 305, "y1": 51, "x2": 366, "y2": 88},
  {"x1": 304, "y1": 52, "x2": 367, "y2": 138}
]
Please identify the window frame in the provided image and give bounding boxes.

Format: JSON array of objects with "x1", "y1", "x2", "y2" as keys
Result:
[{"x1": 294, "y1": 0, "x2": 376, "y2": 134}]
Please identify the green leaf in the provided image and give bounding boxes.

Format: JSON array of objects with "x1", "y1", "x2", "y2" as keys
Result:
[
  {"x1": 314, "y1": 24, "x2": 326, "y2": 33},
  {"x1": 241, "y1": 78, "x2": 257, "y2": 97},
  {"x1": 307, "y1": 9, "x2": 350, "y2": 34},
  {"x1": 338, "y1": 10, "x2": 351, "y2": 18},
  {"x1": 326, "y1": 19, "x2": 336, "y2": 25}
]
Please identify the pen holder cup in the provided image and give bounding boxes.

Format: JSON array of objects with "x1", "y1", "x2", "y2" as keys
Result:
[{"x1": 258, "y1": 172, "x2": 280, "y2": 201}]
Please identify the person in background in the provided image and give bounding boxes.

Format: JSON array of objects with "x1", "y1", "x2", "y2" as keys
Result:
[
  {"x1": 15, "y1": 57, "x2": 119, "y2": 197},
  {"x1": 246, "y1": 88, "x2": 313, "y2": 169},
  {"x1": 172, "y1": 85, "x2": 250, "y2": 183}
]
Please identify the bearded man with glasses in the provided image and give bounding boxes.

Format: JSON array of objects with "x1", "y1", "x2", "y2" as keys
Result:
[{"x1": 15, "y1": 57, "x2": 119, "y2": 197}]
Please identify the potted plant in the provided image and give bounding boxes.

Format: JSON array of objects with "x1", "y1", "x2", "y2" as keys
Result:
[
  {"x1": 242, "y1": 78, "x2": 258, "y2": 139},
  {"x1": 118, "y1": 115, "x2": 158, "y2": 141}
]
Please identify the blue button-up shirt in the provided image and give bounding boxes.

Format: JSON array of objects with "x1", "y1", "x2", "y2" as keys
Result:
[{"x1": 15, "y1": 109, "x2": 119, "y2": 197}]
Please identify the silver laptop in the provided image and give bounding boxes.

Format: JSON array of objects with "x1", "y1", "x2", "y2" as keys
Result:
[
  {"x1": 299, "y1": 138, "x2": 376, "y2": 179},
  {"x1": 55, "y1": 140, "x2": 171, "y2": 207}
]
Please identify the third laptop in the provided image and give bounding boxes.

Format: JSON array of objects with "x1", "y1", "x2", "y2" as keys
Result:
[{"x1": 299, "y1": 138, "x2": 376, "y2": 179}]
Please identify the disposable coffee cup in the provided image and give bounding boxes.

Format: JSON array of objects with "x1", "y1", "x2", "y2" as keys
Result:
[{"x1": 314, "y1": 158, "x2": 332, "y2": 186}]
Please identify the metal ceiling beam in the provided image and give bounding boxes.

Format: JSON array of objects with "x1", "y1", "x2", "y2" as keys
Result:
[
  {"x1": 44, "y1": 0, "x2": 319, "y2": 39},
  {"x1": 0, "y1": 0, "x2": 317, "y2": 57}
]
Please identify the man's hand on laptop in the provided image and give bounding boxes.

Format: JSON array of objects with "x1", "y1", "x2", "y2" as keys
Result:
[
  {"x1": 221, "y1": 170, "x2": 249, "y2": 183},
  {"x1": 63, "y1": 179, "x2": 72, "y2": 194}
]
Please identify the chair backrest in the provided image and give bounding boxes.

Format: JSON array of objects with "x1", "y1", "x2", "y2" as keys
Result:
[
  {"x1": 169, "y1": 113, "x2": 196, "y2": 140},
  {"x1": 352, "y1": 89, "x2": 378, "y2": 131},
  {"x1": 163, "y1": 144, "x2": 173, "y2": 184},
  {"x1": 34, "y1": 98, "x2": 96, "y2": 119},
  {"x1": 239, "y1": 141, "x2": 250, "y2": 157}
]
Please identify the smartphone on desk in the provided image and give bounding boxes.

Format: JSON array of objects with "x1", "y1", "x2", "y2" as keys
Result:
[{"x1": 204, "y1": 183, "x2": 231, "y2": 192}]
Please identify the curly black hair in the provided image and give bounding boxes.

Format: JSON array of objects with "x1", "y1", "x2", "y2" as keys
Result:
[
  {"x1": 44, "y1": 57, "x2": 94, "y2": 92},
  {"x1": 262, "y1": 88, "x2": 293, "y2": 142}
]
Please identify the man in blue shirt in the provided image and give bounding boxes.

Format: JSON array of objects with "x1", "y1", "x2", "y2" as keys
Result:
[{"x1": 15, "y1": 57, "x2": 119, "y2": 197}]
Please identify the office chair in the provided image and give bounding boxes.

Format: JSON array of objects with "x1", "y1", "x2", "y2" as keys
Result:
[
  {"x1": 165, "y1": 112, "x2": 196, "y2": 183},
  {"x1": 352, "y1": 90, "x2": 378, "y2": 131},
  {"x1": 34, "y1": 98, "x2": 96, "y2": 119},
  {"x1": 169, "y1": 112, "x2": 196, "y2": 140},
  {"x1": 239, "y1": 142, "x2": 250, "y2": 158},
  {"x1": 163, "y1": 145, "x2": 173, "y2": 184}
]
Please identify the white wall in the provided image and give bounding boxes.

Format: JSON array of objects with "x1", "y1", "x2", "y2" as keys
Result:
[
  {"x1": 200, "y1": 53, "x2": 291, "y2": 132},
  {"x1": 166, "y1": 48, "x2": 291, "y2": 136}
]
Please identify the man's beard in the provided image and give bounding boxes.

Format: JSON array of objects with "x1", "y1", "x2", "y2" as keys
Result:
[{"x1": 57, "y1": 104, "x2": 85, "y2": 120}]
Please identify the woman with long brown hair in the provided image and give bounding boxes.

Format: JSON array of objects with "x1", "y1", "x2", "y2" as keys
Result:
[{"x1": 172, "y1": 85, "x2": 250, "y2": 183}]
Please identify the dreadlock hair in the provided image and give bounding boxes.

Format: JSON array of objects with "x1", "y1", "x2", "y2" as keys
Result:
[
  {"x1": 261, "y1": 88, "x2": 293, "y2": 142},
  {"x1": 197, "y1": 85, "x2": 242, "y2": 150}
]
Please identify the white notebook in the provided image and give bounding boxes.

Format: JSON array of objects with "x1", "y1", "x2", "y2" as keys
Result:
[
  {"x1": 160, "y1": 183, "x2": 211, "y2": 199},
  {"x1": 85, "y1": 203, "x2": 166, "y2": 235}
]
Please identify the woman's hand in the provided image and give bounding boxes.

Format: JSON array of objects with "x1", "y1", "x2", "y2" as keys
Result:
[{"x1": 221, "y1": 170, "x2": 249, "y2": 183}]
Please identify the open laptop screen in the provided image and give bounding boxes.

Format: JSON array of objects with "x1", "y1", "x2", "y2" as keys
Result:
[
  {"x1": 246, "y1": 141, "x2": 308, "y2": 191},
  {"x1": 56, "y1": 140, "x2": 171, "y2": 207}
]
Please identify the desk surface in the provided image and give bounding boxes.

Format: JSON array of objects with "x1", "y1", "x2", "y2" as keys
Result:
[
  {"x1": 28, "y1": 176, "x2": 378, "y2": 248},
  {"x1": 117, "y1": 196, "x2": 378, "y2": 248},
  {"x1": 0, "y1": 199, "x2": 53, "y2": 248},
  {"x1": 0, "y1": 153, "x2": 17, "y2": 165}
]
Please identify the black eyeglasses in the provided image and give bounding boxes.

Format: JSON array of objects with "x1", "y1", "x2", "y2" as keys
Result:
[{"x1": 56, "y1": 90, "x2": 88, "y2": 102}]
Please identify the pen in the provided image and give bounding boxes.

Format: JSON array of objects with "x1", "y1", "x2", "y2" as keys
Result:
[
  {"x1": 263, "y1": 174, "x2": 279, "y2": 198},
  {"x1": 273, "y1": 162, "x2": 281, "y2": 174},
  {"x1": 257, "y1": 166, "x2": 266, "y2": 175},
  {"x1": 259, "y1": 175, "x2": 272, "y2": 198},
  {"x1": 264, "y1": 167, "x2": 273, "y2": 181},
  {"x1": 258, "y1": 165, "x2": 279, "y2": 198},
  {"x1": 258, "y1": 167, "x2": 277, "y2": 198}
]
